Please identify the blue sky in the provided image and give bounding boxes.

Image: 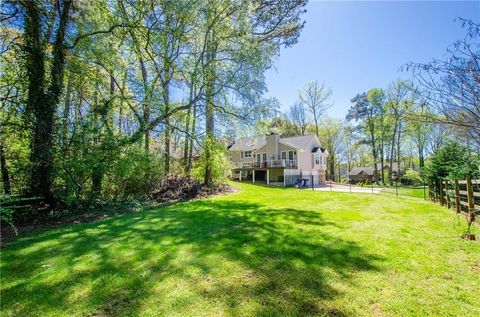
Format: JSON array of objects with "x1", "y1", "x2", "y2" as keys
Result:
[{"x1": 264, "y1": 0, "x2": 480, "y2": 119}]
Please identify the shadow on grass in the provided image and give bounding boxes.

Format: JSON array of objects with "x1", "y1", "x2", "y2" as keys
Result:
[{"x1": 1, "y1": 197, "x2": 383, "y2": 316}]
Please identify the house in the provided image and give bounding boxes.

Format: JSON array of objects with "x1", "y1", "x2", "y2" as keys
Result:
[
  {"x1": 348, "y1": 163, "x2": 404, "y2": 184},
  {"x1": 228, "y1": 133, "x2": 328, "y2": 186},
  {"x1": 348, "y1": 167, "x2": 375, "y2": 184}
]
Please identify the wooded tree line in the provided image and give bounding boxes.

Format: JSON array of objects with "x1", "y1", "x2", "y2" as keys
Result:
[{"x1": 0, "y1": 0, "x2": 307, "y2": 206}]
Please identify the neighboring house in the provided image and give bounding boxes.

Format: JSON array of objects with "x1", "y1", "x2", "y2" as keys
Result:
[
  {"x1": 228, "y1": 133, "x2": 328, "y2": 186},
  {"x1": 348, "y1": 167, "x2": 375, "y2": 184},
  {"x1": 348, "y1": 163, "x2": 404, "y2": 184}
]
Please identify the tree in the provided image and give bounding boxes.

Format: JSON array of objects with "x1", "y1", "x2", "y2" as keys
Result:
[
  {"x1": 405, "y1": 102, "x2": 431, "y2": 174},
  {"x1": 347, "y1": 93, "x2": 380, "y2": 184},
  {"x1": 367, "y1": 88, "x2": 386, "y2": 183},
  {"x1": 21, "y1": 0, "x2": 73, "y2": 202},
  {"x1": 201, "y1": 0, "x2": 307, "y2": 186},
  {"x1": 407, "y1": 19, "x2": 480, "y2": 148},
  {"x1": 385, "y1": 80, "x2": 413, "y2": 185},
  {"x1": 299, "y1": 81, "x2": 332, "y2": 137},
  {"x1": 318, "y1": 118, "x2": 344, "y2": 181},
  {"x1": 289, "y1": 101, "x2": 309, "y2": 135}
]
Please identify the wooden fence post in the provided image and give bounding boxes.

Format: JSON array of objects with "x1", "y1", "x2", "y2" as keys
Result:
[
  {"x1": 466, "y1": 176, "x2": 475, "y2": 225},
  {"x1": 454, "y1": 179, "x2": 461, "y2": 213},
  {"x1": 445, "y1": 180, "x2": 451, "y2": 208}
]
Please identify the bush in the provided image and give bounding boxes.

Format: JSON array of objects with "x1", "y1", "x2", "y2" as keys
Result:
[
  {"x1": 106, "y1": 147, "x2": 164, "y2": 201},
  {"x1": 193, "y1": 139, "x2": 232, "y2": 185},
  {"x1": 400, "y1": 169, "x2": 422, "y2": 185},
  {"x1": 0, "y1": 195, "x2": 18, "y2": 235}
]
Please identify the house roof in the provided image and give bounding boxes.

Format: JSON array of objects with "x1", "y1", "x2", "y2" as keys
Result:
[
  {"x1": 279, "y1": 135, "x2": 318, "y2": 151},
  {"x1": 312, "y1": 147, "x2": 327, "y2": 154},
  {"x1": 349, "y1": 167, "x2": 375, "y2": 176},
  {"x1": 228, "y1": 135, "x2": 266, "y2": 151},
  {"x1": 229, "y1": 134, "x2": 320, "y2": 152}
]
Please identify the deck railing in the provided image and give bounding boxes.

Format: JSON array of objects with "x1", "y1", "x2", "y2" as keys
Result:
[{"x1": 234, "y1": 159, "x2": 297, "y2": 169}]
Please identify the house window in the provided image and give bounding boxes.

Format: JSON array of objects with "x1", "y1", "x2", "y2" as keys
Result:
[
  {"x1": 281, "y1": 151, "x2": 286, "y2": 160},
  {"x1": 288, "y1": 150, "x2": 296, "y2": 161},
  {"x1": 240, "y1": 152, "x2": 243, "y2": 159},
  {"x1": 243, "y1": 151, "x2": 252, "y2": 158},
  {"x1": 262, "y1": 153, "x2": 267, "y2": 161},
  {"x1": 256, "y1": 153, "x2": 261, "y2": 162},
  {"x1": 314, "y1": 154, "x2": 320, "y2": 165}
]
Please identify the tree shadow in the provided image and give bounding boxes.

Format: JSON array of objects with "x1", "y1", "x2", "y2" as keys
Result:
[{"x1": 1, "y1": 197, "x2": 383, "y2": 316}]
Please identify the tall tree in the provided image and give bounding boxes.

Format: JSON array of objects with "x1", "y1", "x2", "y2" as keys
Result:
[
  {"x1": 289, "y1": 101, "x2": 309, "y2": 136},
  {"x1": 385, "y1": 80, "x2": 412, "y2": 185},
  {"x1": 318, "y1": 118, "x2": 345, "y2": 181},
  {"x1": 408, "y1": 19, "x2": 480, "y2": 148},
  {"x1": 299, "y1": 81, "x2": 332, "y2": 137},
  {"x1": 367, "y1": 88, "x2": 386, "y2": 183},
  {"x1": 347, "y1": 92, "x2": 380, "y2": 184},
  {"x1": 22, "y1": 0, "x2": 73, "y2": 201}
]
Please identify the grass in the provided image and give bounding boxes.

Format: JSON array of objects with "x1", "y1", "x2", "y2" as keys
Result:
[
  {"x1": 379, "y1": 186, "x2": 426, "y2": 199},
  {"x1": 1, "y1": 182, "x2": 479, "y2": 316}
]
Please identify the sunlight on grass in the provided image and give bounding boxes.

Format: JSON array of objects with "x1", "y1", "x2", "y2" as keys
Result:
[{"x1": 1, "y1": 182, "x2": 479, "y2": 316}]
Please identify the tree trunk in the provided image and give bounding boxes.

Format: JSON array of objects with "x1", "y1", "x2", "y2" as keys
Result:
[
  {"x1": 62, "y1": 77, "x2": 72, "y2": 150},
  {"x1": 204, "y1": 34, "x2": 216, "y2": 187},
  {"x1": 388, "y1": 118, "x2": 399, "y2": 186},
  {"x1": 418, "y1": 143, "x2": 424, "y2": 175},
  {"x1": 380, "y1": 138, "x2": 385, "y2": 185},
  {"x1": 397, "y1": 121, "x2": 402, "y2": 181},
  {"x1": 163, "y1": 74, "x2": 171, "y2": 175},
  {"x1": 0, "y1": 143, "x2": 11, "y2": 195},
  {"x1": 25, "y1": 0, "x2": 72, "y2": 202},
  {"x1": 187, "y1": 98, "x2": 197, "y2": 175},
  {"x1": 329, "y1": 153, "x2": 335, "y2": 181},
  {"x1": 368, "y1": 117, "x2": 379, "y2": 185},
  {"x1": 183, "y1": 81, "x2": 194, "y2": 170}
]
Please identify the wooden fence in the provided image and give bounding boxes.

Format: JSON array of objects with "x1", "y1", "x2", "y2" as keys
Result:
[{"x1": 429, "y1": 177, "x2": 479, "y2": 224}]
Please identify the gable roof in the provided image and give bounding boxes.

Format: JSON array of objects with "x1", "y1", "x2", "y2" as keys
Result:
[
  {"x1": 279, "y1": 135, "x2": 318, "y2": 151},
  {"x1": 229, "y1": 134, "x2": 321, "y2": 152},
  {"x1": 349, "y1": 167, "x2": 375, "y2": 176},
  {"x1": 312, "y1": 147, "x2": 327, "y2": 154},
  {"x1": 228, "y1": 135, "x2": 266, "y2": 151}
]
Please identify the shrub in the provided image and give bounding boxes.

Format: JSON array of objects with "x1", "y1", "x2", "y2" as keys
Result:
[
  {"x1": 193, "y1": 139, "x2": 232, "y2": 185},
  {"x1": 400, "y1": 169, "x2": 422, "y2": 185}
]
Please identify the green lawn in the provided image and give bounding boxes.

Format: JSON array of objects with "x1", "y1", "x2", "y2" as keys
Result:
[
  {"x1": 379, "y1": 186, "x2": 426, "y2": 199},
  {"x1": 1, "y1": 182, "x2": 479, "y2": 316}
]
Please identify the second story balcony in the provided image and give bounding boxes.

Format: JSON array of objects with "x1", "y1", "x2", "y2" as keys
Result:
[{"x1": 233, "y1": 159, "x2": 298, "y2": 169}]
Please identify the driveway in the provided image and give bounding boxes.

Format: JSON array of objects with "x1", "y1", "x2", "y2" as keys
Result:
[{"x1": 312, "y1": 183, "x2": 383, "y2": 194}]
